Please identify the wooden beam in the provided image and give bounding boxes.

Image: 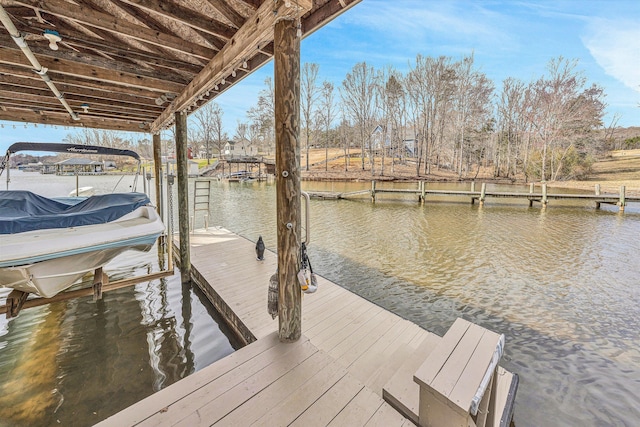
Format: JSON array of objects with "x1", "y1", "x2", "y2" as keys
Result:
[
  {"x1": 0, "y1": 92, "x2": 158, "y2": 119},
  {"x1": 108, "y1": 0, "x2": 224, "y2": 64},
  {"x1": 238, "y1": 0, "x2": 262, "y2": 8},
  {"x1": 0, "y1": 108, "x2": 149, "y2": 131},
  {"x1": 0, "y1": 46, "x2": 186, "y2": 93},
  {"x1": 0, "y1": 36, "x2": 192, "y2": 84},
  {"x1": 275, "y1": 17, "x2": 301, "y2": 343},
  {"x1": 117, "y1": 0, "x2": 235, "y2": 39},
  {"x1": 0, "y1": 270, "x2": 174, "y2": 316},
  {"x1": 9, "y1": 18, "x2": 207, "y2": 72},
  {"x1": 302, "y1": 0, "x2": 362, "y2": 35},
  {"x1": 174, "y1": 111, "x2": 191, "y2": 284},
  {"x1": 203, "y1": 0, "x2": 247, "y2": 28},
  {"x1": 0, "y1": 66, "x2": 171, "y2": 100},
  {"x1": 150, "y1": 0, "x2": 313, "y2": 133},
  {"x1": 8, "y1": 0, "x2": 216, "y2": 60}
]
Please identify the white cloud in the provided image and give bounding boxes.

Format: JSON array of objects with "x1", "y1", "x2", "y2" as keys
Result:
[
  {"x1": 337, "y1": 0, "x2": 515, "y2": 51},
  {"x1": 583, "y1": 19, "x2": 640, "y2": 93}
]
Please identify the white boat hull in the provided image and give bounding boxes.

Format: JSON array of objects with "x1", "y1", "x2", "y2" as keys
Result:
[{"x1": 0, "y1": 206, "x2": 164, "y2": 298}]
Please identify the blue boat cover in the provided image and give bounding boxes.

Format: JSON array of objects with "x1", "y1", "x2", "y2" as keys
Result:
[{"x1": 0, "y1": 191, "x2": 151, "y2": 234}]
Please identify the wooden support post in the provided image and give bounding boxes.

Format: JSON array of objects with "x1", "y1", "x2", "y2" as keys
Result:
[
  {"x1": 595, "y1": 184, "x2": 600, "y2": 196},
  {"x1": 420, "y1": 181, "x2": 426, "y2": 204},
  {"x1": 93, "y1": 267, "x2": 108, "y2": 301},
  {"x1": 529, "y1": 183, "x2": 534, "y2": 207},
  {"x1": 479, "y1": 182, "x2": 486, "y2": 207},
  {"x1": 619, "y1": 185, "x2": 626, "y2": 212},
  {"x1": 371, "y1": 180, "x2": 376, "y2": 203},
  {"x1": 153, "y1": 133, "x2": 163, "y2": 218},
  {"x1": 153, "y1": 133, "x2": 165, "y2": 252},
  {"x1": 471, "y1": 182, "x2": 476, "y2": 205},
  {"x1": 275, "y1": 17, "x2": 302, "y2": 343},
  {"x1": 542, "y1": 183, "x2": 548, "y2": 209},
  {"x1": 6, "y1": 290, "x2": 28, "y2": 319},
  {"x1": 142, "y1": 166, "x2": 147, "y2": 194},
  {"x1": 175, "y1": 111, "x2": 191, "y2": 284}
]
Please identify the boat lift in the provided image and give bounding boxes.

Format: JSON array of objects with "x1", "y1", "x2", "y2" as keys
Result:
[{"x1": 0, "y1": 142, "x2": 175, "y2": 318}]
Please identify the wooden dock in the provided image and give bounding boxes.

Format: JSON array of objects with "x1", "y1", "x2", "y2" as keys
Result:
[
  {"x1": 307, "y1": 181, "x2": 639, "y2": 212},
  {"x1": 97, "y1": 228, "x2": 517, "y2": 426}
]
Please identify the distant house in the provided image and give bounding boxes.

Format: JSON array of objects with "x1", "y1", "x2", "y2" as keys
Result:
[
  {"x1": 55, "y1": 158, "x2": 104, "y2": 175},
  {"x1": 372, "y1": 125, "x2": 419, "y2": 157},
  {"x1": 223, "y1": 139, "x2": 257, "y2": 159},
  {"x1": 371, "y1": 125, "x2": 391, "y2": 151}
]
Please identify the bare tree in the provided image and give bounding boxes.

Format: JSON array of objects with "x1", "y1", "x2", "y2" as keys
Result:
[
  {"x1": 383, "y1": 69, "x2": 406, "y2": 173},
  {"x1": 341, "y1": 62, "x2": 378, "y2": 172},
  {"x1": 496, "y1": 77, "x2": 528, "y2": 178},
  {"x1": 338, "y1": 111, "x2": 352, "y2": 172},
  {"x1": 248, "y1": 77, "x2": 275, "y2": 154},
  {"x1": 526, "y1": 57, "x2": 606, "y2": 180},
  {"x1": 406, "y1": 55, "x2": 456, "y2": 175},
  {"x1": 234, "y1": 121, "x2": 248, "y2": 141},
  {"x1": 319, "y1": 80, "x2": 336, "y2": 171},
  {"x1": 301, "y1": 63, "x2": 320, "y2": 171},
  {"x1": 193, "y1": 102, "x2": 225, "y2": 163},
  {"x1": 451, "y1": 54, "x2": 494, "y2": 177}
]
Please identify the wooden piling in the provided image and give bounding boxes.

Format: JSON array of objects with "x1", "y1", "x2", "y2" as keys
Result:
[
  {"x1": 175, "y1": 111, "x2": 191, "y2": 284},
  {"x1": 529, "y1": 183, "x2": 534, "y2": 207},
  {"x1": 479, "y1": 183, "x2": 486, "y2": 206},
  {"x1": 420, "y1": 181, "x2": 426, "y2": 204},
  {"x1": 371, "y1": 180, "x2": 376, "y2": 203},
  {"x1": 274, "y1": 17, "x2": 302, "y2": 342},
  {"x1": 153, "y1": 133, "x2": 163, "y2": 218},
  {"x1": 471, "y1": 182, "x2": 476, "y2": 204},
  {"x1": 619, "y1": 185, "x2": 626, "y2": 212},
  {"x1": 542, "y1": 183, "x2": 548, "y2": 209},
  {"x1": 595, "y1": 184, "x2": 601, "y2": 209}
]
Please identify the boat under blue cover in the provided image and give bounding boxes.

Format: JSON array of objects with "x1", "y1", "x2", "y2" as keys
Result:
[{"x1": 0, "y1": 191, "x2": 151, "y2": 234}]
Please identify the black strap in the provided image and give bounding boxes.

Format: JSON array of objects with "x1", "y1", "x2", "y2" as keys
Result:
[{"x1": 300, "y1": 242, "x2": 313, "y2": 273}]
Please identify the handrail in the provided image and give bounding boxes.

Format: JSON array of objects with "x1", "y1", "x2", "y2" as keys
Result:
[{"x1": 301, "y1": 191, "x2": 310, "y2": 245}]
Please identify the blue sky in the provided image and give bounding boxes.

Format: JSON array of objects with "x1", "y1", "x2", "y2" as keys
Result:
[{"x1": 1, "y1": 0, "x2": 639, "y2": 155}]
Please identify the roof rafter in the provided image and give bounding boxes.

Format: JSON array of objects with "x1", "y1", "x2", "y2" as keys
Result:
[
  {"x1": 117, "y1": 0, "x2": 235, "y2": 40},
  {"x1": 151, "y1": 0, "x2": 313, "y2": 132},
  {"x1": 6, "y1": 0, "x2": 216, "y2": 60}
]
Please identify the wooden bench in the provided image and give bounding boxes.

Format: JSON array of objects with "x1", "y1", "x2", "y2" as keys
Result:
[{"x1": 413, "y1": 318, "x2": 506, "y2": 427}]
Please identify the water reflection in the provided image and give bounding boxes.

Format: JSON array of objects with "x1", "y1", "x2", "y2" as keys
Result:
[
  {"x1": 1, "y1": 170, "x2": 238, "y2": 426},
  {"x1": 196, "y1": 179, "x2": 640, "y2": 427}
]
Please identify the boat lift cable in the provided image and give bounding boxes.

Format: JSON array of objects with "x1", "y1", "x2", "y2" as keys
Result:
[{"x1": 0, "y1": 5, "x2": 80, "y2": 121}]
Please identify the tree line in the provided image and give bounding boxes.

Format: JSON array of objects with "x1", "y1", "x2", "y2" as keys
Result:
[
  {"x1": 230, "y1": 54, "x2": 611, "y2": 181},
  {"x1": 65, "y1": 52, "x2": 622, "y2": 182}
]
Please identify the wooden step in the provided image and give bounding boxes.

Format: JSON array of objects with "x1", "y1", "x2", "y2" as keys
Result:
[{"x1": 382, "y1": 333, "x2": 441, "y2": 424}]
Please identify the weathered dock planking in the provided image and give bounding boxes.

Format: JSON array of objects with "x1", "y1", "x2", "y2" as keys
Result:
[
  {"x1": 308, "y1": 180, "x2": 639, "y2": 212},
  {"x1": 97, "y1": 228, "x2": 435, "y2": 426},
  {"x1": 98, "y1": 228, "x2": 516, "y2": 426}
]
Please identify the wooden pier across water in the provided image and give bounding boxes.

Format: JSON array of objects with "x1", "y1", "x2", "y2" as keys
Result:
[
  {"x1": 306, "y1": 181, "x2": 639, "y2": 212},
  {"x1": 97, "y1": 228, "x2": 517, "y2": 427}
]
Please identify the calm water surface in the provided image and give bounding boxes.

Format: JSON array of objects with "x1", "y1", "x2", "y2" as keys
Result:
[
  {"x1": 201, "y1": 179, "x2": 640, "y2": 427},
  {"x1": 2, "y1": 173, "x2": 640, "y2": 427}
]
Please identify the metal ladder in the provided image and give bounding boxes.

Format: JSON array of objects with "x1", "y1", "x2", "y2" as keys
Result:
[{"x1": 192, "y1": 180, "x2": 211, "y2": 231}]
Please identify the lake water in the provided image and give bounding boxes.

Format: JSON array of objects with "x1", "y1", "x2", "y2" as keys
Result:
[
  {"x1": 200, "y1": 179, "x2": 640, "y2": 427},
  {"x1": 2, "y1": 172, "x2": 640, "y2": 426}
]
